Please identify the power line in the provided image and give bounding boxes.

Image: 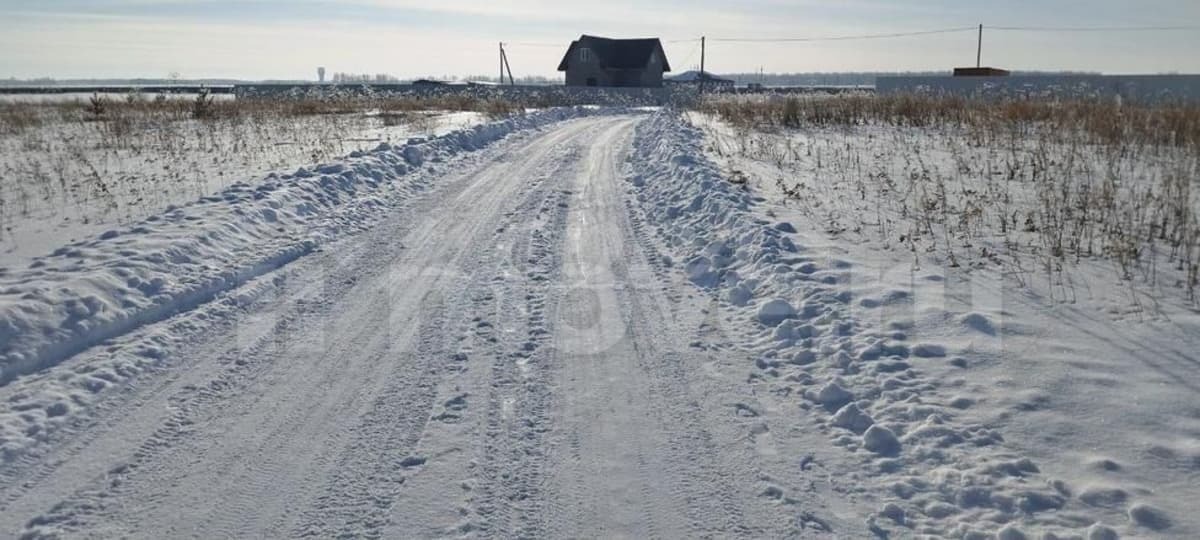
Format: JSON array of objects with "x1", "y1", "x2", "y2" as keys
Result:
[
  {"x1": 709, "y1": 26, "x2": 977, "y2": 43},
  {"x1": 502, "y1": 42, "x2": 561, "y2": 48},
  {"x1": 990, "y1": 25, "x2": 1200, "y2": 32},
  {"x1": 674, "y1": 40, "x2": 703, "y2": 71},
  {"x1": 507, "y1": 25, "x2": 1196, "y2": 47}
]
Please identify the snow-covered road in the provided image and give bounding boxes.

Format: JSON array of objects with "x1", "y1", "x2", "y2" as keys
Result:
[
  {"x1": 0, "y1": 115, "x2": 851, "y2": 538},
  {"x1": 4, "y1": 111, "x2": 1195, "y2": 539}
]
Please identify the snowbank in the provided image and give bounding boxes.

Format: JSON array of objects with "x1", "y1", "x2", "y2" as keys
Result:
[
  {"x1": 0, "y1": 107, "x2": 594, "y2": 388},
  {"x1": 625, "y1": 111, "x2": 1142, "y2": 538}
]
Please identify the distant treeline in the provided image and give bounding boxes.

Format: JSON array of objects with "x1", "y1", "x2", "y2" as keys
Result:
[
  {"x1": 719, "y1": 71, "x2": 1105, "y2": 86},
  {"x1": 326, "y1": 73, "x2": 403, "y2": 83}
]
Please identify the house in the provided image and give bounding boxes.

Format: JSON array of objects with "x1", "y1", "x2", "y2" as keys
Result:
[
  {"x1": 557, "y1": 35, "x2": 671, "y2": 88},
  {"x1": 665, "y1": 70, "x2": 735, "y2": 89}
]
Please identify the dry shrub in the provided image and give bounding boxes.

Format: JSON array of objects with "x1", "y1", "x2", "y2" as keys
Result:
[
  {"x1": 481, "y1": 99, "x2": 520, "y2": 120},
  {"x1": 0, "y1": 104, "x2": 40, "y2": 135},
  {"x1": 378, "y1": 111, "x2": 413, "y2": 127}
]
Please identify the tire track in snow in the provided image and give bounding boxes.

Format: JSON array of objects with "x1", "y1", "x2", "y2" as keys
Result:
[
  {"x1": 296, "y1": 123, "x2": 610, "y2": 539},
  {"x1": 0, "y1": 116, "x2": 574, "y2": 519},
  {"x1": 9, "y1": 118, "x2": 618, "y2": 539},
  {"x1": 538, "y1": 118, "x2": 695, "y2": 538},
  {"x1": 534, "y1": 117, "x2": 786, "y2": 538},
  {"x1": 479, "y1": 182, "x2": 575, "y2": 538},
  {"x1": 378, "y1": 131, "x2": 587, "y2": 538},
  {"x1": 291, "y1": 291, "x2": 450, "y2": 538}
]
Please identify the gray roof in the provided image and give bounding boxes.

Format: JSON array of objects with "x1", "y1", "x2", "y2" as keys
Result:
[
  {"x1": 667, "y1": 70, "x2": 734, "y2": 83},
  {"x1": 557, "y1": 35, "x2": 671, "y2": 72}
]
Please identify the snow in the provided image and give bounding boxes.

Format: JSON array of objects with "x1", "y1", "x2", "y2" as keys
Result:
[
  {"x1": 4, "y1": 111, "x2": 812, "y2": 538},
  {"x1": 651, "y1": 110, "x2": 1200, "y2": 537},
  {"x1": 756, "y1": 297, "x2": 795, "y2": 326},
  {"x1": 831, "y1": 402, "x2": 874, "y2": 434},
  {"x1": 0, "y1": 104, "x2": 1196, "y2": 538},
  {"x1": 862, "y1": 424, "x2": 902, "y2": 456},
  {"x1": 0, "y1": 105, "x2": 486, "y2": 267},
  {"x1": 0, "y1": 106, "x2": 595, "y2": 463}
]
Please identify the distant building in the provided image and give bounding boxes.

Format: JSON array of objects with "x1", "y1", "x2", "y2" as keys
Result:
[
  {"x1": 557, "y1": 35, "x2": 671, "y2": 88},
  {"x1": 665, "y1": 70, "x2": 735, "y2": 89},
  {"x1": 318, "y1": 67, "x2": 326, "y2": 83},
  {"x1": 953, "y1": 67, "x2": 1010, "y2": 77}
]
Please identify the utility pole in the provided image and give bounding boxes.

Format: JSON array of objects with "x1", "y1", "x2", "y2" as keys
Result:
[
  {"x1": 499, "y1": 42, "x2": 505, "y2": 83},
  {"x1": 699, "y1": 36, "x2": 706, "y2": 93},
  {"x1": 976, "y1": 24, "x2": 983, "y2": 68},
  {"x1": 502, "y1": 47, "x2": 515, "y2": 85}
]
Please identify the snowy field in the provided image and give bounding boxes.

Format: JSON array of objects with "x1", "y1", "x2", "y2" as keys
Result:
[
  {"x1": 685, "y1": 94, "x2": 1200, "y2": 537},
  {"x1": 0, "y1": 94, "x2": 488, "y2": 264},
  {"x1": 0, "y1": 95, "x2": 1197, "y2": 538}
]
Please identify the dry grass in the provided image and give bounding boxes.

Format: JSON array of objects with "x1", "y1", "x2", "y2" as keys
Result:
[
  {"x1": 700, "y1": 93, "x2": 1200, "y2": 148},
  {"x1": 1, "y1": 93, "x2": 525, "y2": 132},
  {"x1": 696, "y1": 93, "x2": 1200, "y2": 303},
  {"x1": 0, "y1": 93, "x2": 529, "y2": 243}
]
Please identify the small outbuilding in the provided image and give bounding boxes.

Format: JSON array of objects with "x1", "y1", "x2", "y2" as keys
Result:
[
  {"x1": 665, "y1": 70, "x2": 735, "y2": 89},
  {"x1": 558, "y1": 35, "x2": 671, "y2": 88},
  {"x1": 953, "y1": 67, "x2": 1010, "y2": 77}
]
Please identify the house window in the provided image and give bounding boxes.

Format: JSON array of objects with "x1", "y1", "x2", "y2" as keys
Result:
[
  {"x1": 649, "y1": 51, "x2": 658, "y2": 64},
  {"x1": 579, "y1": 47, "x2": 593, "y2": 63}
]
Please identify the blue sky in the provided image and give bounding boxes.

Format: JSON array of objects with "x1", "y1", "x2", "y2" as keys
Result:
[{"x1": 2, "y1": 0, "x2": 1198, "y2": 79}]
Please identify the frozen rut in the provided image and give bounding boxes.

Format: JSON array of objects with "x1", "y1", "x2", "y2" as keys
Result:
[{"x1": 1, "y1": 115, "x2": 837, "y2": 538}]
